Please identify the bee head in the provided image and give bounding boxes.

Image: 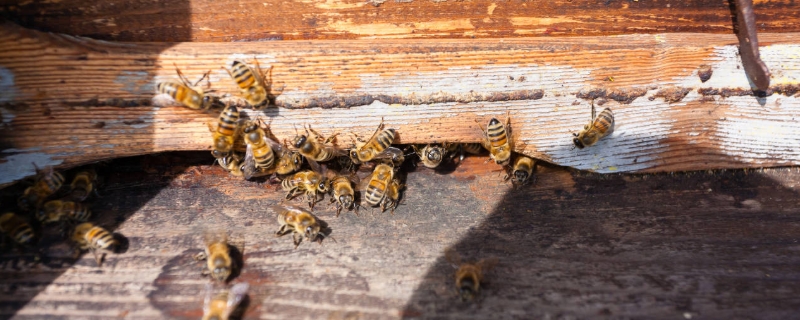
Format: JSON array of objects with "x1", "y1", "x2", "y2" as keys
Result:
[
  {"x1": 572, "y1": 136, "x2": 585, "y2": 149},
  {"x1": 249, "y1": 86, "x2": 267, "y2": 102},
  {"x1": 427, "y1": 147, "x2": 442, "y2": 162},
  {"x1": 340, "y1": 195, "x2": 354, "y2": 208},
  {"x1": 318, "y1": 181, "x2": 328, "y2": 193},
  {"x1": 459, "y1": 281, "x2": 477, "y2": 301},
  {"x1": 348, "y1": 149, "x2": 362, "y2": 163},
  {"x1": 488, "y1": 118, "x2": 501, "y2": 126},
  {"x1": 212, "y1": 266, "x2": 231, "y2": 282},
  {"x1": 291, "y1": 153, "x2": 302, "y2": 166},
  {"x1": 304, "y1": 224, "x2": 320, "y2": 241},
  {"x1": 292, "y1": 135, "x2": 307, "y2": 149},
  {"x1": 514, "y1": 170, "x2": 529, "y2": 184},
  {"x1": 211, "y1": 149, "x2": 229, "y2": 159}
]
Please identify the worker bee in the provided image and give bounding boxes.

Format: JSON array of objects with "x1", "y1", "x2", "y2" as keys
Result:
[
  {"x1": 274, "y1": 150, "x2": 304, "y2": 175},
  {"x1": 36, "y1": 200, "x2": 91, "y2": 224},
  {"x1": 194, "y1": 232, "x2": 235, "y2": 283},
  {"x1": 71, "y1": 222, "x2": 118, "y2": 266},
  {"x1": 363, "y1": 164, "x2": 394, "y2": 208},
  {"x1": 292, "y1": 125, "x2": 345, "y2": 171},
  {"x1": 504, "y1": 154, "x2": 536, "y2": 186},
  {"x1": 273, "y1": 205, "x2": 330, "y2": 248},
  {"x1": 217, "y1": 154, "x2": 244, "y2": 177},
  {"x1": 445, "y1": 249, "x2": 498, "y2": 302},
  {"x1": 68, "y1": 169, "x2": 98, "y2": 201},
  {"x1": 475, "y1": 112, "x2": 512, "y2": 166},
  {"x1": 226, "y1": 59, "x2": 271, "y2": 109},
  {"x1": 208, "y1": 105, "x2": 241, "y2": 160},
  {"x1": 413, "y1": 143, "x2": 453, "y2": 169},
  {"x1": 282, "y1": 170, "x2": 328, "y2": 208},
  {"x1": 155, "y1": 65, "x2": 220, "y2": 110},
  {"x1": 349, "y1": 119, "x2": 404, "y2": 165},
  {"x1": 573, "y1": 102, "x2": 614, "y2": 149},
  {"x1": 460, "y1": 142, "x2": 484, "y2": 156},
  {"x1": 241, "y1": 119, "x2": 284, "y2": 179},
  {"x1": 380, "y1": 178, "x2": 404, "y2": 214},
  {"x1": 18, "y1": 165, "x2": 65, "y2": 211},
  {"x1": 328, "y1": 174, "x2": 357, "y2": 217},
  {"x1": 202, "y1": 282, "x2": 249, "y2": 320},
  {"x1": 0, "y1": 212, "x2": 37, "y2": 247}
]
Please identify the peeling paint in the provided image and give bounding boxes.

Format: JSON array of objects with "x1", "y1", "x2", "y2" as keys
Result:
[
  {"x1": 0, "y1": 66, "x2": 18, "y2": 103},
  {"x1": 115, "y1": 71, "x2": 153, "y2": 94},
  {"x1": 717, "y1": 95, "x2": 800, "y2": 164},
  {"x1": 0, "y1": 151, "x2": 63, "y2": 185}
]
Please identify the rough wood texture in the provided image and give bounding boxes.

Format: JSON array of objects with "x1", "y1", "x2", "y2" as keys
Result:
[
  {"x1": 1, "y1": 22, "x2": 800, "y2": 184},
  {"x1": 1, "y1": 153, "x2": 800, "y2": 319},
  {"x1": 2, "y1": 0, "x2": 800, "y2": 41}
]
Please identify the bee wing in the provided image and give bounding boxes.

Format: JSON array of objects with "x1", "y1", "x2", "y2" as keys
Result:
[
  {"x1": 370, "y1": 147, "x2": 404, "y2": 161},
  {"x1": 225, "y1": 282, "x2": 249, "y2": 315},
  {"x1": 204, "y1": 230, "x2": 228, "y2": 247},
  {"x1": 477, "y1": 257, "x2": 499, "y2": 272},
  {"x1": 202, "y1": 283, "x2": 214, "y2": 316},
  {"x1": 242, "y1": 144, "x2": 258, "y2": 180},
  {"x1": 306, "y1": 159, "x2": 322, "y2": 173},
  {"x1": 444, "y1": 248, "x2": 463, "y2": 268},
  {"x1": 264, "y1": 136, "x2": 284, "y2": 154}
]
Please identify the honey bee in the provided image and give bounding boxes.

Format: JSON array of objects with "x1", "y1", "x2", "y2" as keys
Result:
[
  {"x1": 380, "y1": 178, "x2": 404, "y2": 214},
  {"x1": 274, "y1": 150, "x2": 304, "y2": 175},
  {"x1": 573, "y1": 102, "x2": 614, "y2": 149},
  {"x1": 292, "y1": 125, "x2": 345, "y2": 171},
  {"x1": 413, "y1": 143, "x2": 453, "y2": 169},
  {"x1": 226, "y1": 59, "x2": 270, "y2": 109},
  {"x1": 68, "y1": 169, "x2": 98, "y2": 201},
  {"x1": 194, "y1": 232, "x2": 234, "y2": 283},
  {"x1": 18, "y1": 165, "x2": 65, "y2": 211},
  {"x1": 349, "y1": 120, "x2": 404, "y2": 165},
  {"x1": 241, "y1": 119, "x2": 284, "y2": 179},
  {"x1": 282, "y1": 170, "x2": 328, "y2": 208},
  {"x1": 504, "y1": 154, "x2": 536, "y2": 186},
  {"x1": 0, "y1": 212, "x2": 37, "y2": 247},
  {"x1": 363, "y1": 164, "x2": 394, "y2": 209},
  {"x1": 36, "y1": 200, "x2": 91, "y2": 224},
  {"x1": 155, "y1": 65, "x2": 220, "y2": 110},
  {"x1": 202, "y1": 282, "x2": 249, "y2": 320},
  {"x1": 273, "y1": 205, "x2": 330, "y2": 248},
  {"x1": 460, "y1": 143, "x2": 484, "y2": 156},
  {"x1": 328, "y1": 174, "x2": 357, "y2": 217},
  {"x1": 71, "y1": 222, "x2": 118, "y2": 266},
  {"x1": 475, "y1": 112, "x2": 512, "y2": 166},
  {"x1": 208, "y1": 105, "x2": 241, "y2": 160},
  {"x1": 445, "y1": 249, "x2": 498, "y2": 302},
  {"x1": 217, "y1": 155, "x2": 243, "y2": 177}
]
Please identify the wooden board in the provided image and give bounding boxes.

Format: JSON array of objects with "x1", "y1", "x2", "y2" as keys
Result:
[
  {"x1": 2, "y1": 0, "x2": 799, "y2": 41},
  {"x1": 1, "y1": 22, "x2": 800, "y2": 185},
  {"x1": 2, "y1": 152, "x2": 800, "y2": 319}
]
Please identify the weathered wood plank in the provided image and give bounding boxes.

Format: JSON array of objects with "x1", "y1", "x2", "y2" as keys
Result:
[{"x1": 2, "y1": 0, "x2": 799, "y2": 41}]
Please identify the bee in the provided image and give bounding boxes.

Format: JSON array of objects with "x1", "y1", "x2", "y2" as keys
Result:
[
  {"x1": 573, "y1": 102, "x2": 614, "y2": 149},
  {"x1": 413, "y1": 143, "x2": 454, "y2": 169},
  {"x1": 18, "y1": 165, "x2": 65, "y2": 211},
  {"x1": 273, "y1": 205, "x2": 329, "y2": 248},
  {"x1": 36, "y1": 200, "x2": 91, "y2": 224},
  {"x1": 282, "y1": 170, "x2": 328, "y2": 208},
  {"x1": 0, "y1": 212, "x2": 37, "y2": 247},
  {"x1": 241, "y1": 119, "x2": 284, "y2": 179},
  {"x1": 445, "y1": 249, "x2": 498, "y2": 302},
  {"x1": 208, "y1": 105, "x2": 241, "y2": 160},
  {"x1": 380, "y1": 178, "x2": 404, "y2": 215},
  {"x1": 71, "y1": 222, "x2": 118, "y2": 266},
  {"x1": 155, "y1": 65, "x2": 220, "y2": 110},
  {"x1": 274, "y1": 150, "x2": 304, "y2": 175},
  {"x1": 363, "y1": 164, "x2": 394, "y2": 209},
  {"x1": 460, "y1": 143, "x2": 484, "y2": 156},
  {"x1": 194, "y1": 232, "x2": 234, "y2": 283},
  {"x1": 475, "y1": 112, "x2": 512, "y2": 166},
  {"x1": 349, "y1": 120, "x2": 404, "y2": 165},
  {"x1": 202, "y1": 282, "x2": 249, "y2": 320},
  {"x1": 69, "y1": 169, "x2": 98, "y2": 201},
  {"x1": 226, "y1": 59, "x2": 271, "y2": 109},
  {"x1": 329, "y1": 174, "x2": 357, "y2": 217},
  {"x1": 292, "y1": 125, "x2": 345, "y2": 171},
  {"x1": 504, "y1": 154, "x2": 536, "y2": 186},
  {"x1": 217, "y1": 154, "x2": 244, "y2": 177}
]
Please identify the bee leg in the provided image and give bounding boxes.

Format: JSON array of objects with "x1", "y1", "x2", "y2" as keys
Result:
[
  {"x1": 335, "y1": 206, "x2": 342, "y2": 218},
  {"x1": 292, "y1": 233, "x2": 303, "y2": 249},
  {"x1": 276, "y1": 224, "x2": 292, "y2": 237},
  {"x1": 323, "y1": 132, "x2": 340, "y2": 145},
  {"x1": 91, "y1": 249, "x2": 105, "y2": 267},
  {"x1": 193, "y1": 251, "x2": 208, "y2": 261}
]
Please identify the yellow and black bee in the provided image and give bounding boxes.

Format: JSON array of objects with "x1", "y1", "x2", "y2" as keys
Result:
[
  {"x1": 71, "y1": 222, "x2": 118, "y2": 266},
  {"x1": 475, "y1": 113, "x2": 512, "y2": 166},
  {"x1": 0, "y1": 212, "x2": 37, "y2": 247},
  {"x1": 573, "y1": 102, "x2": 614, "y2": 149}
]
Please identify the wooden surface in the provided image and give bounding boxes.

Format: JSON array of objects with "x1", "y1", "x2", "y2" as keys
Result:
[
  {"x1": 1, "y1": 22, "x2": 800, "y2": 185},
  {"x1": 2, "y1": 152, "x2": 800, "y2": 319},
  {"x1": 2, "y1": 0, "x2": 800, "y2": 41}
]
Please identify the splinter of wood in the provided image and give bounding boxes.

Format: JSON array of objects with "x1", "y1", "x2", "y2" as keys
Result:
[{"x1": 734, "y1": 0, "x2": 771, "y2": 91}]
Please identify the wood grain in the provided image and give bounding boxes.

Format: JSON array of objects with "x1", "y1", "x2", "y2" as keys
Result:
[
  {"x1": 1, "y1": 22, "x2": 800, "y2": 185},
  {"x1": 2, "y1": 0, "x2": 799, "y2": 41}
]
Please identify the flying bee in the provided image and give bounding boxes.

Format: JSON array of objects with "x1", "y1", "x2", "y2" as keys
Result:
[
  {"x1": 413, "y1": 143, "x2": 454, "y2": 169},
  {"x1": 504, "y1": 154, "x2": 536, "y2": 186},
  {"x1": 36, "y1": 200, "x2": 91, "y2": 224},
  {"x1": 208, "y1": 105, "x2": 241, "y2": 160},
  {"x1": 155, "y1": 65, "x2": 220, "y2": 110},
  {"x1": 573, "y1": 101, "x2": 614, "y2": 149},
  {"x1": 328, "y1": 174, "x2": 357, "y2": 217},
  {"x1": 349, "y1": 119, "x2": 404, "y2": 165},
  {"x1": 68, "y1": 169, "x2": 98, "y2": 201},
  {"x1": 273, "y1": 205, "x2": 330, "y2": 248},
  {"x1": 363, "y1": 163, "x2": 394, "y2": 209},
  {"x1": 475, "y1": 112, "x2": 512, "y2": 166},
  {"x1": 202, "y1": 282, "x2": 249, "y2": 320},
  {"x1": 282, "y1": 170, "x2": 328, "y2": 208},
  {"x1": 0, "y1": 212, "x2": 37, "y2": 247},
  {"x1": 380, "y1": 178, "x2": 404, "y2": 215},
  {"x1": 226, "y1": 59, "x2": 271, "y2": 109},
  {"x1": 445, "y1": 249, "x2": 498, "y2": 302},
  {"x1": 292, "y1": 125, "x2": 345, "y2": 172},
  {"x1": 194, "y1": 232, "x2": 234, "y2": 283},
  {"x1": 18, "y1": 165, "x2": 65, "y2": 211},
  {"x1": 71, "y1": 222, "x2": 118, "y2": 266}
]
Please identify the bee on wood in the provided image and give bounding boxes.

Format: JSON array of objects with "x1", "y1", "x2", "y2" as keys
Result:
[
  {"x1": 208, "y1": 105, "x2": 241, "y2": 160},
  {"x1": 504, "y1": 154, "x2": 536, "y2": 186},
  {"x1": 71, "y1": 222, "x2": 118, "y2": 267},
  {"x1": 36, "y1": 200, "x2": 91, "y2": 224},
  {"x1": 328, "y1": 174, "x2": 357, "y2": 217},
  {"x1": 445, "y1": 249, "x2": 498, "y2": 302},
  {"x1": 202, "y1": 282, "x2": 249, "y2": 320},
  {"x1": 349, "y1": 119, "x2": 404, "y2": 165},
  {"x1": 362, "y1": 163, "x2": 394, "y2": 209},
  {"x1": 226, "y1": 59, "x2": 271, "y2": 109},
  {"x1": 475, "y1": 112, "x2": 512, "y2": 166},
  {"x1": 282, "y1": 170, "x2": 328, "y2": 209},
  {"x1": 155, "y1": 65, "x2": 220, "y2": 110},
  {"x1": 459, "y1": 142, "x2": 485, "y2": 159},
  {"x1": 240, "y1": 119, "x2": 283, "y2": 179},
  {"x1": 274, "y1": 150, "x2": 304, "y2": 176},
  {"x1": 68, "y1": 169, "x2": 98, "y2": 202},
  {"x1": 194, "y1": 232, "x2": 235, "y2": 283},
  {"x1": 380, "y1": 178, "x2": 404, "y2": 215},
  {"x1": 572, "y1": 101, "x2": 614, "y2": 149},
  {"x1": 0, "y1": 212, "x2": 37, "y2": 247},
  {"x1": 217, "y1": 154, "x2": 244, "y2": 177},
  {"x1": 18, "y1": 165, "x2": 65, "y2": 211},
  {"x1": 413, "y1": 143, "x2": 455, "y2": 169},
  {"x1": 273, "y1": 205, "x2": 330, "y2": 248},
  {"x1": 292, "y1": 125, "x2": 346, "y2": 172}
]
